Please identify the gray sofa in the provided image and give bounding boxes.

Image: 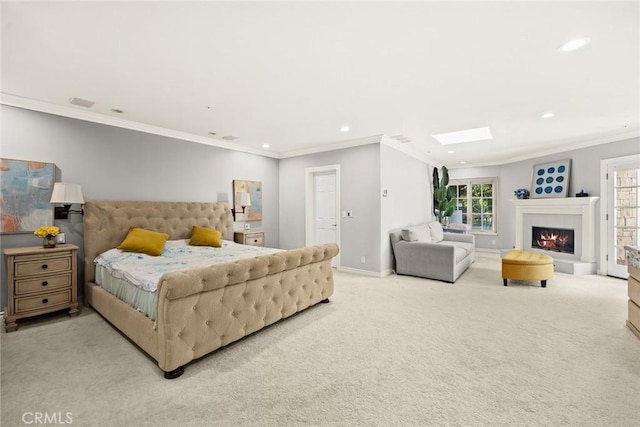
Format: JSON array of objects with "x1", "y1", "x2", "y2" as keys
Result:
[{"x1": 390, "y1": 221, "x2": 475, "y2": 283}]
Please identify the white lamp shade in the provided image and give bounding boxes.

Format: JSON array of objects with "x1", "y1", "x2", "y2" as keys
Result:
[
  {"x1": 50, "y1": 183, "x2": 84, "y2": 205},
  {"x1": 236, "y1": 192, "x2": 251, "y2": 207}
]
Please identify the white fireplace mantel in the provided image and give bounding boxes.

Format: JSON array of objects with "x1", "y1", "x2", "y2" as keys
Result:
[{"x1": 511, "y1": 197, "x2": 599, "y2": 263}]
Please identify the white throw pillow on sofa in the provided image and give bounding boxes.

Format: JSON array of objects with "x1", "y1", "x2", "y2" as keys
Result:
[
  {"x1": 401, "y1": 224, "x2": 433, "y2": 242},
  {"x1": 428, "y1": 221, "x2": 444, "y2": 243}
]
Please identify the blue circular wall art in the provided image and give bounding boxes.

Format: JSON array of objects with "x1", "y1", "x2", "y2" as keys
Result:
[{"x1": 530, "y1": 160, "x2": 571, "y2": 198}]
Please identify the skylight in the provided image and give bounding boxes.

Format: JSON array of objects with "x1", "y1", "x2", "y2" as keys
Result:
[{"x1": 432, "y1": 127, "x2": 493, "y2": 145}]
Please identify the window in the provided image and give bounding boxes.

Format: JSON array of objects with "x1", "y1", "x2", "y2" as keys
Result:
[{"x1": 449, "y1": 178, "x2": 498, "y2": 233}]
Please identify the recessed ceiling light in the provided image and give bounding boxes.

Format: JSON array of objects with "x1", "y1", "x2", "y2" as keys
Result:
[
  {"x1": 111, "y1": 108, "x2": 124, "y2": 114},
  {"x1": 222, "y1": 135, "x2": 238, "y2": 141},
  {"x1": 432, "y1": 127, "x2": 492, "y2": 145},
  {"x1": 460, "y1": 161, "x2": 467, "y2": 164},
  {"x1": 262, "y1": 143, "x2": 270, "y2": 149},
  {"x1": 340, "y1": 125, "x2": 350, "y2": 133},
  {"x1": 541, "y1": 112, "x2": 555, "y2": 119},
  {"x1": 559, "y1": 38, "x2": 590, "y2": 52},
  {"x1": 447, "y1": 150, "x2": 455, "y2": 154},
  {"x1": 208, "y1": 132, "x2": 217, "y2": 136}
]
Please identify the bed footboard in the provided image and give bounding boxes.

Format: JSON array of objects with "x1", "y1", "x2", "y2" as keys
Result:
[{"x1": 155, "y1": 243, "x2": 339, "y2": 373}]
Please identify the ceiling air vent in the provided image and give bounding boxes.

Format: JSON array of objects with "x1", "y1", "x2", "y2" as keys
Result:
[
  {"x1": 391, "y1": 134, "x2": 411, "y2": 143},
  {"x1": 68, "y1": 97, "x2": 95, "y2": 108},
  {"x1": 222, "y1": 135, "x2": 238, "y2": 141}
]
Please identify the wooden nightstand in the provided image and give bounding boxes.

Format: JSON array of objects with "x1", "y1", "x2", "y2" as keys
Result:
[
  {"x1": 3, "y1": 244, "x2": 80, "y2": 332},
  {"x1": 234, "y1": 230, "x2": 265, "y2": 247}
]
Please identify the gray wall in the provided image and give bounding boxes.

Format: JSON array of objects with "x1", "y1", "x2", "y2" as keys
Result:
[
  {"x1": 279, "y1": 144, "x2": 381, "y2": 273},
  {"x1": 380, "y1": 143, "x2": 432, "y2": 273},
  {"x1": 0, "y1": 105, "x2": 279, "y2": 308},
  {"x1": 449, "y1": 137, "x2": 640, "y2": 261}
]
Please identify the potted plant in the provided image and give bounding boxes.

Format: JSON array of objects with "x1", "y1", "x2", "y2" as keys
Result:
[{"x1": 433, "y1": 166, "x2": 456, "y2": 224}]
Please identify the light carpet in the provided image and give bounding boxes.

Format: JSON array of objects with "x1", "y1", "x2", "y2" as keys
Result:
[{"x1": 1, "y1": 252, "x2": 639, "y2": 426}]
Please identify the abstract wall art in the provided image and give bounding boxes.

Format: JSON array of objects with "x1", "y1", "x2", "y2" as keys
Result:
[
  {"x1": 0, "y1": 158, "x2": 55, "y2": 233},
  {"x1": 530, "y1": 159, "x2": 571, "y2": 199},
  {"x1": 233, "y1": 180, "x2": 262, "y2": 221}
]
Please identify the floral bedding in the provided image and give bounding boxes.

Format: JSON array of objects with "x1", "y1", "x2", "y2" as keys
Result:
[{"x1": 94, "y1": 239, "x2": 281, "y2": 292}]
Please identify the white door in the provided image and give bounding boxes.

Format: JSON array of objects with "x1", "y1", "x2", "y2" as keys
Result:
[
  {"x1": 315, "y1": 173, "x2": 337, "y2": 267},
  {"x1": 607, "y1": 156, "x2": 640, "y2": 278},
  {"x1": 315, "y1": 173, "x2": 337, "y2": 246},
  {"x1": 305, "y1": 165, "x2": 340, "y2": 268}
]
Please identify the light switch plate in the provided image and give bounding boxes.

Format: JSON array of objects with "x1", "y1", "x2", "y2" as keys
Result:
[{"x1": 244, "y1": 223, "x2": 251, "y2": 230}]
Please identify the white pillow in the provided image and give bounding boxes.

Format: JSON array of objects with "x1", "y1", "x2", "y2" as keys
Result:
[
  {"x1": 401, "y1": 225, "x2": 432, "y2": 242},
  {"x1": 428, "y1": 221, "x2": 444, "y2": 243}
]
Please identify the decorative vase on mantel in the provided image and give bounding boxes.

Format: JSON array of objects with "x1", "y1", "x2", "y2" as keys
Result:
[{"x1": 43, "y1": 235, "x2": 56, "y2": 249}]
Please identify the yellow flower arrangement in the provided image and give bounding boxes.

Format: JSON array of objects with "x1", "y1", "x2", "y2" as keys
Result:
[{"x1": 34, "y1": 225, "x2": 60, "y2": 239}]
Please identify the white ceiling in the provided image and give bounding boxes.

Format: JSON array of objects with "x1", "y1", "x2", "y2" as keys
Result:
[{"x1": 2, "y1": 1, "x2": 639, "y2": 167}]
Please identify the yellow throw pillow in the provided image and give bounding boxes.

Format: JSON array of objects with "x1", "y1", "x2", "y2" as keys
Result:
[
  {"x1": 189, "y1": 226, "x2": 222, "y2": 248},
  {"x1": 117, "y1": 227, "x2": 169, "y2": 256}
]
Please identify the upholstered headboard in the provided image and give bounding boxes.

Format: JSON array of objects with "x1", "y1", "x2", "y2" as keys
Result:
[{"x1": 83, "y1": 201, "x2": 234, "y2": 285}]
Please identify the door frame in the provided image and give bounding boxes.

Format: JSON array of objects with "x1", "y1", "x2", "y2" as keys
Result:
[
  {"x1": 599, "y1": 153, "x2": 640, "y2": 276},
  {"x1": 305, "y1": 164, "x2": 341, "y2": 268}
]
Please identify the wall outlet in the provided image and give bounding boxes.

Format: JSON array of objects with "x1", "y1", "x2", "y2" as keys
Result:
[
  {"x1": 244, "y1": 223, "x2": 251, "y2": 230},
  {"x1": 491, "y1": 239, "x2": 496, "y2": 245},
  {"x1": 56, "y1": 233, "x2": 66, "y2": 244},
  {"x1": 360, "y1": 256, "x2": 366, "y2": 264},
  {"x1": 343, "y1": 211, "x2": 353, "y2": 218}
]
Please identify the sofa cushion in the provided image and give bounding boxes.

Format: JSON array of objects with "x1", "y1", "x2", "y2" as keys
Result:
[
  {"x1": 428, "y1": 221, "x2": 445, "y2": 243},
  {"x1": 439, "y1": 241, "x2": 473, "y2": 263},
  {"x1": 401, "y1": 224, "x2": 432, "y2": 242}
]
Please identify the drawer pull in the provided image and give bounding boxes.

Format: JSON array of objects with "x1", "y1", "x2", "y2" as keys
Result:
[
  {"x1": 42, "y1": 281, "x2": 48, "y2": 286},
  {"x1": 42, "y1": 298, "x2": 49, "y2": 304},
  {"x1": 42, "y1": 264, "x2": 48, "y2": 270}
]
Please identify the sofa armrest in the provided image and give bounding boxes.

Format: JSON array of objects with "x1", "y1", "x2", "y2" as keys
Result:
[
  {"x1": 393, "y1": 240, "x2": 455, "y2": 265},
  {"x1": 443, "y1": 232, "x2": 475, "y2": 245}
]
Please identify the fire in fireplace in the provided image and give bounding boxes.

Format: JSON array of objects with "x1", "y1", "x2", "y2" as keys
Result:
[{"x1": 532, "y1": 226, "x2": 575, "y2": 254}]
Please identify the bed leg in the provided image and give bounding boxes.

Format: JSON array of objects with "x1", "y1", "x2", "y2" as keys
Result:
[
  {"x1": 163, "y1": 366, "x2": 185, "y2": 380},
  {"x1": 320, "y1": 298, "x2": 330, "y2": 304}
]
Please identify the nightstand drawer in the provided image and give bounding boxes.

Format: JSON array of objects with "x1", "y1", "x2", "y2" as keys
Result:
[
  {"x1": 15, "y1": 273, "x2": 72, "y2": 295},
  {"x1": 14, "y1": 257, "x2": 71, "y2": 277},
  {"x1": 15, "y1": 289, "x2": 72, "y2": 314},
  {"x1": 245, "y1": 234, "x2": 264, "y2": 246}
]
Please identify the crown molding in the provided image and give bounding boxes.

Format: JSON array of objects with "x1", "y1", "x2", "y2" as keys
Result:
[
  {"x1": 0, "y1": 93, "x2": 279, "y2": 159},
  {"x1": 278, "y1": 134, "x2": 384, "y2": 159},
  {"x1": 3, "y1": 93, "x2": 637, "y2": 166},
  {"x1": 449, "y1": 131, "x2": 640, "y2": 169}
]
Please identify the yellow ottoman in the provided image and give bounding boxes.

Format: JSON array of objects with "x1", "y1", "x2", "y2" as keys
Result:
[{"x1": 502, "y1": 250, "x2": 554, "y2": 288}]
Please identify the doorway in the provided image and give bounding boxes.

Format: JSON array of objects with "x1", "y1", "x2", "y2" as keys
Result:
[
  {"x1": 305, "y1": 165, "x2": 340, "y2": 268},
  {"x1": 601, "y1": 154, "x2": 640, "y2": 278}
]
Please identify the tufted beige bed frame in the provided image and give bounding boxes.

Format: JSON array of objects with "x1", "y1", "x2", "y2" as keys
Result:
[{"x1": 83, "y1": 200, "x2": 339, "y2": 379}]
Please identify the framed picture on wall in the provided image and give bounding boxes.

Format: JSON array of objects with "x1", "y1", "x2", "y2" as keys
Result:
[
  {"x1": 0, "y1": 158, "x2": 55, "y2": 233},
  {"x1": 233, "y1": 180, "x2": 262, "y2": 221},
  {"x1": 530, "y1": 159, "x2": 571, "y2": 198}
]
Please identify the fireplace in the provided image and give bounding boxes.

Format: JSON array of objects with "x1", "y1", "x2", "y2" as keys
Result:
[
  {"x1": 511, "y1": 197, "x2": 599, "y2": 275},
  {"x1": 532, "y1": 226, "x2": 575, "y2": 254}
]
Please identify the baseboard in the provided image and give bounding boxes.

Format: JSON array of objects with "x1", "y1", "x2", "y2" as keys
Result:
[
  {"x1": 476, "y1": 248, "x2": 501, "y2": 254},
  {"x1": 337, "y1": 266, "x2": 391, "y2": 278}
]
